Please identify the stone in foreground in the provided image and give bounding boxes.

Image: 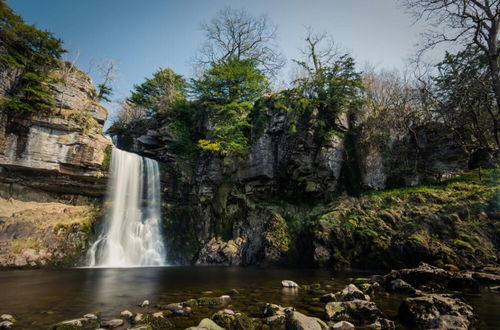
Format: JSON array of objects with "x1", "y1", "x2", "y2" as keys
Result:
[{"x1": 398, "y1": 294, "x2": 477, "y2": 329}]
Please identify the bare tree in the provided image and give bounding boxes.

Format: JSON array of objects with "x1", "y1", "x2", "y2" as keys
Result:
[
  {"x1": 111, "y1": 99, "x2": 147, "y2": 128},
  {"x1": 95, "y1": 60, "x2": 118, "y2": 102},
  {"x1": 197, "y1": 7, "x2": 284, "y2": 76},
  {"x1": 402, "y1": 0, "x2": 500, "y2": 112}
]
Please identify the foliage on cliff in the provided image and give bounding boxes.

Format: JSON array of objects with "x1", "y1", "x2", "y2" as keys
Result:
[
  {"x1": 313, "y1": 168, "x2": 500, "y2": 269},
  {"x1": 0, "y1": 0, "x2": 65, "y2": 115},
  {"x1": 193, "y1": 57, "x2": 268, "y2": 156}
]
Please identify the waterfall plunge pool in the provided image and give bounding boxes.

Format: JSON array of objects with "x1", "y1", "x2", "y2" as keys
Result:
[{"x1": 0, "y1": 266, "x2": 499, "y2": 329}]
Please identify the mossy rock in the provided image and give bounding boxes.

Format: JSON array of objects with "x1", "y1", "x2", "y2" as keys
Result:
[
  {"x1": 47, "y1": 318, "x2": 100, "y2": 330},
  {"x1": 212, "y1": 310, "x2": 256, "y2": 330},
  {"x1": 197, "y1": 296, "x2": 231, "y2": 306},
  {"x1": 136, "y1": 314, "x2": 174, "y2": 329}
]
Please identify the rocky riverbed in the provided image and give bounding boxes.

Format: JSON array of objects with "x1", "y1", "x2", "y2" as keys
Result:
[{"x1": 1, "y1": 263, "x2": 499, "y2": 329}]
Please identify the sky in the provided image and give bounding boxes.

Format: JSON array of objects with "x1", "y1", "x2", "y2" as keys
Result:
[{"x1": 8, "y1": 0, "x2": 432, "y2": 122}]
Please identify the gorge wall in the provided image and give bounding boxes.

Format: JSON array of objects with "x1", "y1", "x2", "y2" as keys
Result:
[
  {"x1": 111, "y1": 103, "x2": 499, "y2": 270},
  {"x1": 0, "y1": 60, "x2": 110, "y2": 267}
]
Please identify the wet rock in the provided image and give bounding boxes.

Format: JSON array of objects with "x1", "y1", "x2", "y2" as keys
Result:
[
  {"x1": 384, "y1": 263, "x2": 480, "y2": 292},
  {"x1": 472, "y1": 272, "x2": 500, "y2": 285},
  {"x1": 198, "y1": 295, "x2": 231, "y2": 306},
  {"x1": 262, "y1": 303, "x2": 287, "y2": 326},
  {"x1": 0, "y1": 321, "x2": 14, "y2": 329},
  {"x1": 133, "y1": 313, "x2": 144, "y2": 324},
  {"x1": 229, "y1": 289, "x2": 240, "y2": 295},
  {"x1": 0, "y1": 315, "x2": 15, "y2": 324},
  {"x1": 490, "y1": 285, "x2": 500, "y2": 293},
  {"x1": 363, "y1": 282, "x2": 385, "y2": 295},
  {"x1": 398, "y1": 294, "x2": 477, "y2": 329},
  {"x1": 332, "y1": 321, "x2": 355, "y2": 330},
  {"x1": 387, "y1": 279, "x2": 417, "y2": 294},
  {"x1": 100, "y1": 319, "x2": 124, "y2": 328},
  {"x1": 182, "y1": 299, "x2": 198, "y2": 308},
  {"x1": 48, "y1": 317, "x2": 100, "y2": 329},
  {"x1": 140, "y1": 300, "x2": 150, "y2": 307},
  {"x1": 321, "y1": 284, "x2": 370, "y2": 303},
  {"x1": 189, "y1": 318, "x2": 225, "y2": 330},
  {"x1": 325, "y1": 300, "x2": 385, "y2": 325},
  {"x1": 128, "y1": 326, "x2": 152, "y2": 330},
  {"x1": 196, "y1": 237, "x2": 246, "y2": 265},
  {"x1": 160, "y1": 303, "x2": 191, "y2": 316},
  {"x1": 120, "y1": 310, "x2": 133, "y2": 319},
  {"x1": 135, "y1": 313, "x2": 173, "y2": 329},
  {"x1": 285, "y1": 308, "x2": 328, "y2": 330},
  {"x1": 212, "y1": 309, "x2": 256, "y2": 330},
  {"x1": 282, "y1": 280, "x2": 299, "y2": 288},
  {"x1": 82, "y1": 313, "x2": 99, "y2": 320},
  {"x1": 368, "y1": 318, "x2": 395, "y2": 329}
]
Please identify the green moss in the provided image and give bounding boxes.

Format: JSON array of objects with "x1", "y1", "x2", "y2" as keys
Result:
[{"x1": 101, "y1": 145, "x2": 112, "y2": 171}]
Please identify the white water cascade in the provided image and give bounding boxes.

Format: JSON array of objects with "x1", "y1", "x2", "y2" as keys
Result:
[{"x1": 87, "y1": 146, "x2": 166, "y2": 267}]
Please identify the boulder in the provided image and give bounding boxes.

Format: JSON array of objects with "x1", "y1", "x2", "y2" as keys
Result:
[
  {"x1": 384, "y1": 263, "x2": 480, "y2": 292},
  {"x1": 160, "y1": 303, "x2": 191, "y2": 315},
  {"x1": 387, "y1": 279, "x2": 417, "y2": 294},
  {"x1": 211, "y1": 309, "x2": 255, "y2": 330},
  {"x1": 0, "y1": 315, "x2": 15, "y2": 323},
  {"x1": 332, "y1": 321, "x2": 355, "y2": 330},
  {"x1": 48, "y1": 317, "x2": 100, "y2": 329},
  {"x1": 472, "y1": 272, "x2": 500, "y2": 285},
  {"x1": 325, "y1": 300, "x2": 385, "y2": 325},
  {"x1": 285, "y1": 308, "x2": 328, "y2": 330},
  {"x1": 120, "y1": 310, "x2": 133, "y2": 319},
  {"x1": 398, "y1": 294, "x2": 477, "y2": 329},
  {"x1": 190, "y1": 318, "x2": 225, "y2": 330},
  {"x1": 262, "y1": 303, "x2": 287, "y2": 326},
  {"x1": 140, "y1": 299, "x2": 150, "y2": 307},
  {"x1": 368, "y1": 318, "x2": 395, "y2": 329},
  {"x1": 321, "y1": 284, "x2": 370, "y2": 303},
  {"x1": 0, "y1": 321, "x2": 14, "y2": 329},
  {"x1": 282, "y1": 280, "x2": 300, "y2": 288},
  {"x1": 134, "y1": 313, "x2": 173, "y2": 329},
  {"x1": 100, "y1": 319, "x2": 124, "y2": 328},
  {"x1": 198, "y1": 295, "x2": 231, "y2": 306}
]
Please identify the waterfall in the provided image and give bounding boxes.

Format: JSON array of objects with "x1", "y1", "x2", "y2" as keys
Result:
[{"x1": 86, "y1": 146, "x2": 167, "y2": 267}]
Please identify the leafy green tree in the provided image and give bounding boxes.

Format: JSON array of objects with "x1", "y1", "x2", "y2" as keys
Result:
[
  {"x1": 0, "y1": 0, "x2": 65, "y2": 114},
  {"x1": 128, "y1": 67, "x2": 187, "y2": 116},
  {"x1": 192, "y1": 57, "x2": 268, "y2": 156},
  {"x1": 293, "y1": 30, "x2": 364, "y2": 138}
]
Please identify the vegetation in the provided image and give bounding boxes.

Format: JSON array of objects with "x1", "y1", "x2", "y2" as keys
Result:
[
  {"x1": 192, "y1": 57, "x2": 269, "y2": 156},
  {"x1": 313, "y1": 168, "x2": 499, "y2": 268},
  {"x1": 0, "y1": 0, "x2": 65, "y2": 115}
]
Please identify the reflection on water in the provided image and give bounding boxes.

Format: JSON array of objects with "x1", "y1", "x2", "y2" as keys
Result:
[{"x1": 0, "y1": 267, "x2": 498, "y2": 329}]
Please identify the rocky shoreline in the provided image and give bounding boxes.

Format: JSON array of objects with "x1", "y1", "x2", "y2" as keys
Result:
[{"x1": 2, "y1": 263, "x2": 498, "y2": 330}]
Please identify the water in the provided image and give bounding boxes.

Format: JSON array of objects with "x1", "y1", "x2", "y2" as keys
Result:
[
  {"x1": 0, "y1": 267, "x2": 498, "y2": 329},
  {"x1": 86, "y1": 146, "x2": 166, "y2": 267}
]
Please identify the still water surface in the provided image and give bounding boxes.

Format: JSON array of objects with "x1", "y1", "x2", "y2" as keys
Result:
[{"x1": 0, "y1": 266, "x2": 498, "y2": 329}]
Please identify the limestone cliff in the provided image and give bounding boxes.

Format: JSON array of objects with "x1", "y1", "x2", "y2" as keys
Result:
[{"x1": 0, "y1": 62, "x2": 110, "y2": 267}]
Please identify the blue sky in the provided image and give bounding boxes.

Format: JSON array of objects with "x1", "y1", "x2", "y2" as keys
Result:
[{"x1": 8, "y1": 0, "x2": 430, "y2": 122}]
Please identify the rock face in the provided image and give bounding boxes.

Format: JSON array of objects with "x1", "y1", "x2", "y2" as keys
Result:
[
  {"x1": 398, "y1": 294, "x2": 478, "y2": 329},
  {"x1": 0, "y1": 61, "x2": 110, "y2": 268},
  {"x1": 0, "y1": 64, "x2": 110, "y2": 197},
  {"x1": 111, "y1": 96, "x2": 499, "y2": 267}
]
